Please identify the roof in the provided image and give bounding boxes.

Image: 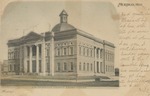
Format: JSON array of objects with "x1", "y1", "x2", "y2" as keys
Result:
[
  {"x1": 7, "y1": 31, "x2": 43, "y2": 46},
  {"x1": 52, "y1": 23, "x2": 76, "y2": 33},
  {"x1": 59, "y1": 10, "x2": 68, "y2": 16}
]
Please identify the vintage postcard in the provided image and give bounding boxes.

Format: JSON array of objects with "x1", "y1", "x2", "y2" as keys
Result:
[{"x1": 0, "y1": 0, "x2": 150, "y2": 96}]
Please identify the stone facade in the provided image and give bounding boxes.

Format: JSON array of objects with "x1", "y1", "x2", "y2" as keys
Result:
[{"x1": 7, "y1": 10, "x2": 115, "y2": 76}]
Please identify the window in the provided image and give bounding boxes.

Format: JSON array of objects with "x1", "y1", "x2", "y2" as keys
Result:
[
  {"x1": 100, "y1": 49, "x2": 102, "y2": 58},
  {"x1": 91, "y1": 64, "x2": 92, "y2": 71},
  {"x1": 79, "y1": 62, "x2": 81, "y2": 71},
  {"x1": 39, "y1": 45, "x2": 42, "y2": 56},
  {"x1": 83, "y1": 63, "x2": 85, "y2": 71},
  {"x1": 91, "y1": 49, "x2": 92, "y2": 57},
  {"x1": 27, "y1": 47, "x2": 30, "y2": 57},
  {"x1": 64, "y1": 48, "x2": 66, "y2": 55},
  {"x1": 58, "y1": 49, "x2": 60, "y2": 56},
  {"x1": 64, "y1": 62, "x2": 67, "y2": 71},
  {"x1": 71, "y1": 62, "x2": 73, "y2": 71},
  {"x1": 108, "y1": 52, "x2": 110, "y2": 61},
  {"x1": 10, "y1": 65, "x2": 12, "y2": 71},
  {"x1": 8, "y1": 53, "x2": 9, "y2": 59},
  {"x1": 32, "y1": 45, "x2": 36, "y2": 56},
  {"x1": 87, "y1": 63, "x2": 89, "y2": 71},
  {"x1": 27, "y1": 61, "x2": 29, "y2": 72},
  {"x1": 79, "y1": 46, "x2": 81, "y2": 55},
  {"x1": 71, "y1": 47, "x2": 73, "y2": 55},
  {"x1": 46, "y1": 49, "x2": 49, "y2": 56},
  {"x1": 14, "y1": 52, "x2": 16, "y2": 59},
  {"x1": 57, "y1": 63, "x2": 60, "y2": 71},
  {"x1": 100, "y1": 62, "x2": 102, "y2": 73},
  {"x1": 87, "y1": 48, "x2": 89, "y2": 56},
  {"x1": 46, "y1": 60, "x2": 50, "y2": 72},
  {"x1": 97, "y1": 49, "x2": 99, "y2": 58},
  {"x1": 63, "y1": 17, "x2": 66, "y2": 21},
  {"x1": 83, "y1": 47, "x2": 85, "y2": 56},
  {"x1": 105, "y1": 51, "x2": 107, "y2": 60}
]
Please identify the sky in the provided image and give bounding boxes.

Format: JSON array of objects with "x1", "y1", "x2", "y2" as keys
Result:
[{"x1": 0, "y1": 1, "x2": 119, "y2": 67}]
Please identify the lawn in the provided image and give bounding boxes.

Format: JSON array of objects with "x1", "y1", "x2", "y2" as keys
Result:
[{"x1": 1, "y1": 79, "x2": 119, "y2": 87}]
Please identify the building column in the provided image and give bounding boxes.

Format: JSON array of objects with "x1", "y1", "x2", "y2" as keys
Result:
[
  {"x1": 23, "y1": 46, "x2": 27, "y2": 73},
  {"x1": 36, "y1": 45, "x2": 39, "y2": 74},
  {"x1": 103, "y1": 44, "x2": 106, "y2": 74},
  {"x1": 99, "y1": 48, "x2": 101, "y2": 73},
  {"x1": 50, "y1": 33, "x2": 54, "y2": 76},
  {"x1": 19, "y1": 46, "x2": 22, "y2": 74},
  {"x1": 94, "y1": 47, "x2": 97, "y2": 73},
  {"x1": 42, "y1": 43, "x2": 46, "y2": 75},
  {"x1": 29, "y1": 45, "x2": 32, "y2": 73}
]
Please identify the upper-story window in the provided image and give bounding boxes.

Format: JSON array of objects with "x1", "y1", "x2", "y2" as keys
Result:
[
  {"x1": 70, "y1": 47, "x2": 73, "y2": 55},
  {"x1": 91, "y1": 63, "x2": 93, "y2": 71},
  {"x1": 79, "y1": 46, "x2": 81, "y2": 55},
  {"x1": 58, "y1": 49, "x2": 60, "y2": 56},
  {"x1": 64, "y1": 48, "x2": 66, "y2": 55},
  {"x1": 100, "y1": 49, "x2": 103, "y2": 58},
  {"x1": 87, "y1": 48, "x2": 89, "y2": 56},
  {"x1": 83, "y1": 47, "x2": 85, "y2": 56},
  {"x1": 105, "y1": 51, "x2": 107, "y2": 60},
  {"x1": 90, "y1": 49, "x2": 92, "y2": 57},
  {"x1": 79, "y1": 62, "x2": 81, "y2": 71},
  {"x1": 83, "y1": 63, "x2": 85, "y2": 71}
]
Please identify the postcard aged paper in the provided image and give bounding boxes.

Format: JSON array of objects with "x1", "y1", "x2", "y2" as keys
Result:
[{"x1": 0, "y1": 0, "x2": 150, "y2": 96}]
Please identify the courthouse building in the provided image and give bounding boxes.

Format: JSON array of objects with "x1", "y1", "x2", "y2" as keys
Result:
[{"x1": 7, "y1": 10, "x2": 115, "y2": 76}]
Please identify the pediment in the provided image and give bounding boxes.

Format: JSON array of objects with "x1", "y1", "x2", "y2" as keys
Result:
[{"x1": 23, "y1": 32, "x2": 42, "y2": 42}]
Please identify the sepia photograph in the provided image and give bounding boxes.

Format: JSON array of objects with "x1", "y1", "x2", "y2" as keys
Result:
[{"x1": 0, "y1": 1, "x2": 119, "y2": 87}]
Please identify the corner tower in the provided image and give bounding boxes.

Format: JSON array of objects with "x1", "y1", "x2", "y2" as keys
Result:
[{"x1": 59, "y1": 10, "x2": 68, "y2": 23}]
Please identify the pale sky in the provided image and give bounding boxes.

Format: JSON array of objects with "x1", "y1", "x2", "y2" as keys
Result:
[{"x1": 0, "y1": 1, "x2": 119, "y2": 67}]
